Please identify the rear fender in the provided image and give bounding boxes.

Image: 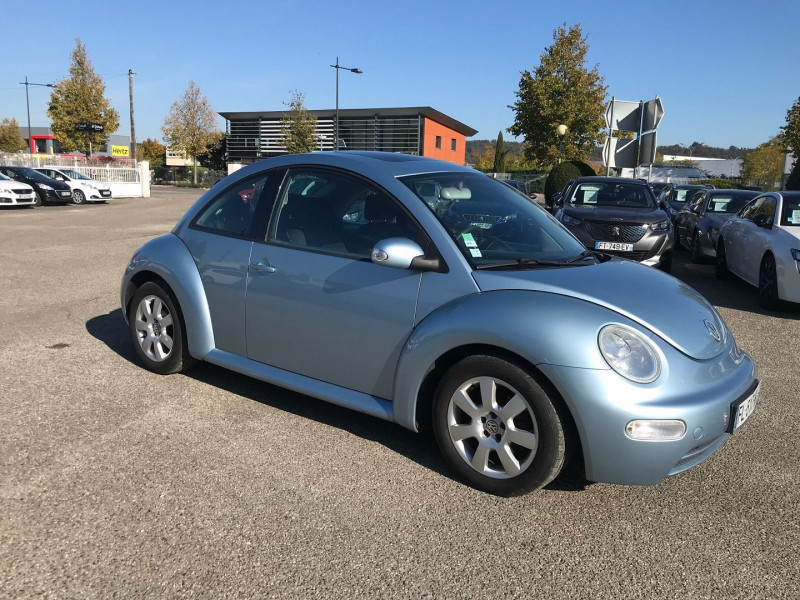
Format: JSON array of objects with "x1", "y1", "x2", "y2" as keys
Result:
[{"x1": 121, "y1": 234, "x2": 214, "y2": 360}]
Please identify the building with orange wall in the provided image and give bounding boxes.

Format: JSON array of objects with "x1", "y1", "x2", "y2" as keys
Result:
[{"x1": 219, "y1": 107, "x2": 477, "y2": 165}]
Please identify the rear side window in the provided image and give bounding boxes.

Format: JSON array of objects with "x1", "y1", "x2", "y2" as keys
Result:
[{"x1": 192, "y1": 172, "x2": 273, "y2": 239}]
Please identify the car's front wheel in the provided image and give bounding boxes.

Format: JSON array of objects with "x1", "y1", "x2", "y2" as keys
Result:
[
  {"x1": 715, "y1": 239, "x2": 730, "y2": 279},
  {"x1": 432, "y1": 355, "x2": 570, "y2": 496},
  {"x1": 72, "y1": 189, "x2": 86, "y2": 205},
  {"x1": 690, "y1": 231, "x2": 703, "y2": 263},
  {"x1": 128, "y1": 281, "x2": 195, "y2": 375},
  {"x1": 758, "y1": 254, "x2": 780, "y2": 310},
  {"x1": 33, "y1": 192, "x2": 43, "y2": 207}
]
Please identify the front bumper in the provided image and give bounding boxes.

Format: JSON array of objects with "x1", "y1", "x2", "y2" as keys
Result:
[
  {"x1": 0, "y1": 192, "x2": 35, "y2": 205},
  {"x1": 566, "y1": 223, "x2": 674, "y2": 267},
  {"x1": 538, "y1": 338, "x2": 757, "y2": 485}
]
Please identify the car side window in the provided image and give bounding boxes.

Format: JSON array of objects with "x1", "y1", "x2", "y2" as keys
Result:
[
  {"x1": 687, "y1": 192, "x2": 704, "y2": 213},
  {"x1": 268, "y1": 168, "x2": 423, "y2": 258},
  {"x1": 755, "y1": 197, "x2": 777, "y2": 222},
  {"x1": 192, "y1": 173, "x2": 272, "y2": 239},
  {"x1": 739, "y1": 198, "x2": 763, "y2": 222}
]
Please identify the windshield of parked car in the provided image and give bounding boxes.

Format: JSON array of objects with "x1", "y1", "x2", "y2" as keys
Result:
[
  {"x1": 16, "y1": 167, "x2": 57, "y2": 183},
  {"x1": 400, "y1": 172, "x2": 587, "y2": 268},
  {"x1": 62, "y1": 169, "x2": 91, "y2": 180},
  {"x1": 567, "y1": 182, "x2": 656, "y2": 209},
  {"x1": 781, "y1": 194, "x2": 800, "y2": 226},
  {"x1": 705, "y1": 191, "x2": 759, "y2": 214}
]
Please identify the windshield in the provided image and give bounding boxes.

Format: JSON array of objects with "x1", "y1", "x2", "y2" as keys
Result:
[
  {"x1": 400, "y1": 172, "x2": 586, "y2": 268},
  {"x1": 781, "y1": 194, "x2": 800, "y2": 226},
  {"x1": 705, "y1": 192, "x2": 758, "y2": 214},
  {"x1": 63, "y1": 169, "x2": 91, "y2": 180},
  {"x1": 16, "y1": 167, "x2": 56, "y2": 183},
  {"x1": 0, "y1": 173, "x2": 9, "y2": 181},
  {"x1": 567, "y1": 181, "x2": 656, "y2": 209}
]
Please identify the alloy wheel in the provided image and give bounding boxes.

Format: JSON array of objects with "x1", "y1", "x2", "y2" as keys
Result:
[{"x1": 133, "y1": 294, "x2": 175, "y2": 362}]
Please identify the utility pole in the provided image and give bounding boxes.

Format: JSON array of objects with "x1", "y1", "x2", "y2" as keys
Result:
[{"x1": 128, "y1": 69, "x2": 136, "y2": 163}]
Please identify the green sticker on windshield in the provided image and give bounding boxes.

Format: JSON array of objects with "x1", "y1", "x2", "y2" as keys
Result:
[{"x1": 462, "y1": 233, "x2": 477, "y2": 248}]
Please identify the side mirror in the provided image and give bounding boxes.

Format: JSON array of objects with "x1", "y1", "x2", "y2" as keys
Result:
[
  {"x1": 753, "y1": 213, "x2": 772, "y2": 229},
  {"x1": 371, "y1": 238, "x2": 431, "y2": 270}
]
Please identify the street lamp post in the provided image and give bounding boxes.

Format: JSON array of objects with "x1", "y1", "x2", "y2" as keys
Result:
[
  {"x1": 556, "y1": 124, "x2": 567, "y2": 164},
  {"x1": 19, "y1": 76, "x2": 55, "y2": 153},
  {"x1": 330, "y1": 57, "x2": 362, "y2": 151}
]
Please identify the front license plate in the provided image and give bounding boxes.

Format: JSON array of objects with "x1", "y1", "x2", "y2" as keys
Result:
[
  {"x1": 730, "y1": 383, "x2": 760, "y2": 432},
  {"x1": 595, "y1": 241, "x2": 633, "y2": 251}
]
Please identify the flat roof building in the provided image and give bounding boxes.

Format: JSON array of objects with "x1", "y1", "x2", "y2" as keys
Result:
[{"x1": 219, "y1": 107, "x2": 477, "y2": 165}]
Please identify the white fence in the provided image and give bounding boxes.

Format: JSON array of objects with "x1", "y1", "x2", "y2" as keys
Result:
[{"x1": 0, "y1": 153, "x2": 149, "y2": 198}]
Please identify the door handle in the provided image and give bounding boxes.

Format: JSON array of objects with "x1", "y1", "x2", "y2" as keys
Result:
[{"x1": 248, "y1": 259, "x2": 276, "y2": 275}]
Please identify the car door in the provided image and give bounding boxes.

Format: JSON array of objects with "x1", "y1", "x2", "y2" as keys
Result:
[
  {"x1": 740, "y1": 196, "x2": 778, "y2": 282},
  {"x1": 178, "y1": 170, "x2": 279, "y2": 357},
  {"x1": 677, "y1": 191, "x2": 704, "y2": 245},
  {"x1": 724, "y1": 198, "x2": 760, "y2": 280},
  {"x1": 245, "y1": 167, "x2": 425, "y2": 400}
]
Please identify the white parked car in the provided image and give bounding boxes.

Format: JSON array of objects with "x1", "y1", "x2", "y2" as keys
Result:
[
  {"x1": 0, "y1": 172, "x2": 36, "y2": 206},
  {"x1": 35, "y1": 167, "x2": 112, "y2": 204},
  {"x1": 716, "y1": 191, "x2": 800, "y2": 309}
]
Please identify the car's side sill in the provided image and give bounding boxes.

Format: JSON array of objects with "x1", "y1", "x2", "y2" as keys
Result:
[{"x1": 204, "y1": 349, "x2": 396, "y2": 423}]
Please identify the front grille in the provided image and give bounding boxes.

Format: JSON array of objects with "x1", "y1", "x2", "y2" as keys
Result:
[
  {"x1": 585, "y1": 221, "x2": 647, "y2": 243},
  {"x1": 12, "y1": 189, "x2": 30, "y2": 195},
  {"x1": 463, "y1": 214, "x2": 501, "y2": 224}
]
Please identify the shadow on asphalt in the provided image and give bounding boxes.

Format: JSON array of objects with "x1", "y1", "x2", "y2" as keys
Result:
[
  {"x1": 85, "y1": 308, "x2": 591, "y2": 493},
  {"x1": 671, "y1": 250, "x2": 800, "y2": 320}
]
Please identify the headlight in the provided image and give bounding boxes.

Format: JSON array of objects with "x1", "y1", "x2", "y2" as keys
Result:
[
  {"x1": 562, "y1": 214, "x2": 581, "y2": 226},
  {"x1": 650, "y1": 219, "x2": 669, "y2": 232},
  {"x1": 39, "y1": 184, "x2": 54, "y2": 191},
  {"x1": 598, "y1": 324, "x2": 661, "y2": 383}
]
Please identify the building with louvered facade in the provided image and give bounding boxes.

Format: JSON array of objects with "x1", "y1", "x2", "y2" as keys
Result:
[{"x1": 218, "y1": 107, "x2": 477, "y2": 166}]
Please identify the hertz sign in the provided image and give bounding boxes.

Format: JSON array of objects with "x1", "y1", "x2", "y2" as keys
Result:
[{"x1": 111, "y1": 145, "x2": 130, "y2": 157}]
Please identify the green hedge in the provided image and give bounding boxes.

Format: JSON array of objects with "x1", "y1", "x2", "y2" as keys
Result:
[
  {"x1": 697, "y1": 178, "x2": 747, "y2": 189},
  {"x1": 544, "y1": 162, "x2": 581, "y2": 207}
]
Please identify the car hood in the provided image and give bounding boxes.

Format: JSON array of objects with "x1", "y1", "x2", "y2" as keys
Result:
[
  {"x1": 564, "y1": 205, "x2": 667, "y2": 224},
  {"x1": 472, "y1": 259, "x2": 727, "y2": 360}
]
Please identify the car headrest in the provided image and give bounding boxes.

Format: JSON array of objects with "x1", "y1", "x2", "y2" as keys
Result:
[{"x1": 440, "y1": 187, "x2": 471, "y2": 200}]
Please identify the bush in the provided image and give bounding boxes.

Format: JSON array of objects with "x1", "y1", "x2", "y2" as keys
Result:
[
  {"x1": 698, "y1": 178, "x2": 746, "y2": 189},
  {"x1": 786, "y1": 160, "x2": 800, "y2": 190},
  {"x1": 544, "y1": 162, "x2": 581, "y2": 207},
  {"x1": 567, "y1": 160, "x2": 596, "y2": 177}
]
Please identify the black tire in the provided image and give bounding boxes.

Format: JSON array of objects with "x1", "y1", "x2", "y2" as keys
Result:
[
  {"x1": 33, "y1": 191, "x2": 43, "y2": 207},
  {"x1": 715, "y1": 239, "x2": 730, "y2": 280},
  {"x1": 758, "y1": 254, "x2": 781, "y2": 311},
  {"x1": 690, "y1": 231, "x2": 703, "y2": 264},
  {"x1": 658, "y1": 251, "x2": 673, "y2": 273},
  {"x1": 128, "y1": 281, "x2": 196, "y2": 375},
  {"x1": 72, "y1": 189, "x2": 86, "y2": 205},
  {"x1": 432, "y1": 355, "x2": 571, "y2": 496}
]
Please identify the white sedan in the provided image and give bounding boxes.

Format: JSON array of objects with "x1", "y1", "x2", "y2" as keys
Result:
[
  {"x1": 716, "y1": 191, "x2": 800, "y2": 309},
  {"x1": 35, "y1": 167, "x2": 112, "y2": 204},
  {"x1": 0, "y1": 172, "x2": 36, "y2": 206}
]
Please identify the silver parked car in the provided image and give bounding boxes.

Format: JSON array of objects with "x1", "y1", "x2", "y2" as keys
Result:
[
  {"x1": 121, "y1": 152, "x2": 759, "y2": 496},
  {"x1": 554, "y1": 176, "x2": 674, "y2": 272}
]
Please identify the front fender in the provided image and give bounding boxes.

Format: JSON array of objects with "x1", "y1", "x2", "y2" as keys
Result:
[
  {"x1": 120, "y1": 233, "x2": 214, "y2": 360},
  {"x1": 393, "y1": 290, "x2": 629, "y2": 431}
]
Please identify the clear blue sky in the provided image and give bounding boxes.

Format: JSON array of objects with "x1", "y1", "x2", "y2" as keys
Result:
[{"x1": 1, "y1": 0, "x2": 797, "y2": 150}]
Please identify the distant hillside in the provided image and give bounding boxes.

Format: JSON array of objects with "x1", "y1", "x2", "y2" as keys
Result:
[{"x1": 468, "y1": 139, "x2": 754, "y2": 166}]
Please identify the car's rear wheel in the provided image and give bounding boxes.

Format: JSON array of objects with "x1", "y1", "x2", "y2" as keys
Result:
[
  {"x1": 758, "y1": 254, "x2": 780, "y2": 310},
  {"x1": 129, "y1": 281, "x2": 195, "y2": 375},
  {"x1": 715, "y1": 239, "x2": 730, "y2": 279},
  {"x1": 432, "y1": 355, "x2": 570, "y2": 496},
  {"x1": 72, "y1": 189, "x2": 86, "y2": 205}
]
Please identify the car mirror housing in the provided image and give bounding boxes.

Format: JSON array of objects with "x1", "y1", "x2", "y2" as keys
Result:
[{"x1": 371, "y1": 238, "x2": 427, "y2": 270}]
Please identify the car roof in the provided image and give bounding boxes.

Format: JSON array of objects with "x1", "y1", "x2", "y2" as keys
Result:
[{"x1": 571, "y1": 176, "x2": 649, "y2": 186}]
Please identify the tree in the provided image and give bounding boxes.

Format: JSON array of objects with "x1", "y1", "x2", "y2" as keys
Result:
[
  {"x1": 786, "y1": 160, "x2": 800, "y2": 190},
  {"x1": 780, "y1": 96, "x2": 800, "y2": 157},
  {"x1": 137, "y1": 138, "x2": 165, "y2": 169},
  {"x1": 473, "y1": 144, "x2": 496, "y2": 171},
  {"x1": 741, "y1": 137, "x2": 783, "y2": 191},
  {"x1": 0, "y1": 117, "x2": 26, "y2": 153},
  {"x1": 544, "y1": 162, "x2": 581, "y2": 208},
  {"x1": 162, "y1": 81, "x2": 218, "y2": 184},
  {"x1": 198, "y1": 132, "x2": 227, "y2": 171},
  {"x1": 493, "y1": 131, "x2": 507, "y2": 173},
  {"x1": 281, "y1": 91, "x2": 317, "y2": 154},
  {"x1": 47, "y1": 38, "x2": 119, "y2": 157},
  {"x1": 509, "y1": 23, "x2": 607, "y2": 167}
]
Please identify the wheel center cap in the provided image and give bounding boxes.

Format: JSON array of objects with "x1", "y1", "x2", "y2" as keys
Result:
[
  {"x1": 485, "y1": 419, "x2": 501, "y2": 435},
  {"x1": 153, "y1": 321, "x2": 162, "y2": 337}
]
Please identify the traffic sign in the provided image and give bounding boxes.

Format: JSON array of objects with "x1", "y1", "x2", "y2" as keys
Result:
[
  {"x1": 638, "y1": 130, "x2": 658, "y2": 165},
  {"x1": 641, "y1": 97, "x2": 664, "y2": 132},
  {"x1": 605, "y1": 100, "x2": 641, "y2": 133},
  {"x1": 603, "y1": 136, "x2": 638, "y2": 169}
]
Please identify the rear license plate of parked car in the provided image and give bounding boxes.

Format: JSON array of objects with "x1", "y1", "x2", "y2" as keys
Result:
[
  {"x1": 595, "y1": 241, "x2": 633, "y2": 251},
  {"x1": 730, "y1": 383, "x2": 760, "y2": 432}
]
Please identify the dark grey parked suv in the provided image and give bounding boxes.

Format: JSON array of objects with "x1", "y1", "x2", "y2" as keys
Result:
[{"x1": 554, "y1": 176, "x2": 674, "y2": 272}]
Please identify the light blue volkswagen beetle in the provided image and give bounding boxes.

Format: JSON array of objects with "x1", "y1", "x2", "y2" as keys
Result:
[{"x1": 121, "y1": 152, "x2": 759, "y2": 496}]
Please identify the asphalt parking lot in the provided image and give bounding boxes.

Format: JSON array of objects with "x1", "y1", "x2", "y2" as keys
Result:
[{"x1": 2, "y1": 187, "x2": 799, "y2": 599}]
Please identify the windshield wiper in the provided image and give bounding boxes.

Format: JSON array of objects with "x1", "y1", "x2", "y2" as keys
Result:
[
  {"x1": 478, "y1": 257, "x2": 571, "y2": 270},
  {"x1": 566, "y1": 249, "x2": 607, "y2": 263}
]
